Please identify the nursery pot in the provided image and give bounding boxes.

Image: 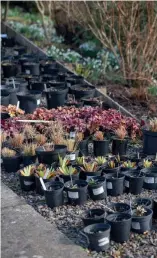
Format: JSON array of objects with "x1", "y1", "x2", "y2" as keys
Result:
[
  {"x1": 107, "y1": 202, "x2": 131, "y2": 215},
  {"x1": 6, "y1": 79, "x2": 28, "y2": 93},
  {"x1": 83, "y1": 223, "x2": 111, "y2": 252},
  {"x1": 153, "y1": 199, "x2": 157, "y2": 219},
  {"x1": 60, "y1": 172, "x2": 79, "y2": 183},
  {"x1": 13, "y1": 46, "x2": 26, "y2": 56},
  {"x1": 106, "y1": 213, "x2": 132, "y2": 243},
  {"x1": 112, "y1": 139, "x2": 128, "y2": 156},
  {"x1": 131, "y1": 208, "x2": 153, "y2": 234},
  {"x1": 2, "y1": 155, "x2": 21, "y2": 173},
  {"x1": 2, "y1": 63, "x2": 18, "y2": 78},
  {"x1": 48, "y1": 81, "x2": 66, "y2": 89},
  {"x1": 0, "y1": 92, "x2": 10, "y2": 106},
  {"x1": 19, "y1": 173, "x2": 35, "y2": 191},
  {"x1": 22, "y1": 62, "x2": 40, "y2": 76},
  {"x1": 16, "y1": 91, "x2": 41, "y2": 114},
  {"x1": 2, "y1": 37, "x2": 15, "y2": 47},
  {"x1": 88, "y1": 176, "x2": 107, "y2": 201},
  {"x1": 36, "y1": 145, "x2": 67, "y2": 165},
  {"x1": 143, "y1": 130, "x2": 157, "y2": 155},
  {"x1": 66, "y1": 75, "x2": 84, "y2": 89},
  {"x1": 134, "y1": 198, "x2": 153, "y2": 210},
  {"x1": 35, "y1": 175, "x2": 53, "y2": 195},
  {"x1": 82, "y1": 209, "x2": 106, "y2": 226},
  {"x1": 93, "y1": 140, "x2": 109, "y2": 156},
  {"x1": 44, "y1": 88, "x2": 68, "y2": 109},
  {"x1": 141, "y1": 168, "x2": 157, "y2": 190},
  {"x1": 124, "y1": 171, "x2": 145, "y2": 195},
  {"x1": 1, "y1": 112, "x2": 10, "y2": 120},
  {"x1": 80, "y1": 170, "x2": 102, "y2": 181},
  {"x1": 102, "y1": 166, "x2": 120, "y2": 174},
  {"x1": 70, "y1": 84, "x2": 95, "y2": 100},
  {"x1": 29, "y1": 81, "x2": 46, "y2": 92},
  {"x1": 78, "y1": 138, "x2": 89, "y2": 156},
  {"x1": 64, "y1": 180, "x2": 88, "y2": 206},
  {"x1": 105, "y1": 173, "x2": 124, "y2": 196},
  {"x1": 1, "y1": 85, "x2": 18, "y2": 105},
  {"x1": 44, "y1": 181, "x2": 64, "y2": 208},
  {"x1": 22, "y1": 155, "x2": 37, "y2": 167}
]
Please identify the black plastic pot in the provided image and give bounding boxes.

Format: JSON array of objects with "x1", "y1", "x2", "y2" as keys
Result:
[
  {"x1": 22, "y1": 155, "x2": 37, "y2": 167},
  {"x1": 153, "y1": 199, "x2": 157, "y2": 219},
  {"x1": 82, "y1": 209, "x2": 106, "y2": 226},
  {"x1": 2, "y1": 155, "x2": 21, "y2": 173},
  {"x1": 64, "y1": 180, "x2": 88, "y2": 205},
  {"x1": 83, "y1": 223, "x2": 111, "y2": 251},
  {"x1": 141, "y1": 168, "x2": 157, "y2": 190},
  {"x1": 13, "y1": 46, "x2": 26, "y2": 56},
  {"x1": 16, "y1": 91, "x2": 41, "y2": 114},
  {"x1": 1, "y1": 112, "x2": 10, "y2": 120},
  {"x1": 107, "y1": 202, "x2": 131, "y2": 215},
  {"x1": 5, "y1": 78, "x2": 28, "y2": 93},
  {"x1": 22, "y1": 62, "x2": 40, "y2": 76},
  {"x1": 2, "y1": 63, "x2": 18, "y2": 78},
  {"x1": 80, "y1": 170, "x2": 102, "y2": 181},
  {"x1": 93, "y1": 140, "x2": 109, "y2": 156},
  {"x1": 124, "y1": 171, "x2": 145, "y2": 194},
  {"x1": 59, "y1": 173, "x2": 79, "y2": 183},
  {"x1": 102, "y1": 166, "x2": 120, "y2": 174},
  {"x1": 19, "y1": 173, "x2": 36, "y2": 191},
  {"x1": 44, "y1": 181, "x2": 64, "y2": 208},
  {"x1": 0, "y1": 92, "x2": 10, "y2": 106},
  {"x1": 134, "y1": 198, "x2": 153, "y2": 209},
  {"x1": 105, "y1": 173, "x2": 124, "y2": 196},
  {"x1": 143, "y1": 130, "x2": 157, "y2": 155},
  {"x1": 1, "y1": 85, "x2": 18, "y2": 105},
  {"x1": 131, "y1": 208, "x2": 153, "y2": 234},
  {"x1": 48, "y1": 81, "x2": 66, "y2": 89},
  {"x1": 35, "y1": 175, "x2": 52, "y2": 195},
  {"x1": 112, "y1": 139, "x2": 128, "y2": 156},
  {"x1": 78, "y1": 139, "x2": 89, "y2": 156},
  {"x1": 40, "y1": 62, "x2": 58, "y2": 74},
  {"x1": 2, "y1": 37, "x2": 15, "y2": 47},
  {"x1": 42, "y1": 74, "x2": 58, "y2": 82},
  {"x1": 36, "y1": 145, "x2": 67, "y2": 165},
  {"x1": 106, "y1": 213, "x2": 132, "y2": 243},
  {"x1": 66, "y1": 75, "x2": 84, "y2": 89},
  {"x1": 88, "y1": 176, "x2": 107, "y2": 201},
  {"x1": 44, "y1": 88, "x2": 68, "y2": 109},
  {"x1": 46, "y1": 68, "x2": 60, "y2": 76},
  {"x1": 70, "y1": 84, "x2": 95, "y2": 100},
  {"x1": 29, "y1": 81, "x2": 46, "y2": 92},
  {"x1": 19, "y1": 56, "x2": 37, "y2": 66}
]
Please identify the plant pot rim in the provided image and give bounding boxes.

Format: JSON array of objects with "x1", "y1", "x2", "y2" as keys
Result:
[
  {"x1": 132, "y1": 207, "x2": 153, "y2": 219},
  {"x1": 83, "y1": 223, "x2": 111, "y2": 235},
  {"x1": 82, "y1": 208, "x2": 106, "y2": 219},
  {"x1": 64, "y1": 179, "x2": 88, "y2": 189},
  {"x1": 106, "y1": 213, "x2": 131, "y2": 222}
]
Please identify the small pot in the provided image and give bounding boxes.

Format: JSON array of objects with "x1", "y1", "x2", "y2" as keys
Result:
[
  {"x1": 66, "y1": 75, "x2": 84, "y2": 89},
  {"x1": 134, "y1": 198, "x2": 153, "y2": 209},
  {"x1": 1, "y1": 112, "x2": 10, "y2": 120},
  {"x1": 29, "y1": 81, "x2": 46, "y2": 92},
  {"x1": 44, "y1": 181, "x2": 64, "y2": 208},
  {"x1": 22, "y1": 155, "x2": 37, "y2": 167},
  {"x1": 16, "y1": 91, "x2": 41, "y2": 114},
  {"x1": 0, "y1": 92, "x2": 10, "y2": 106},
  {"x1": 5, "y1": 78, "x2": 28, "y2": 93},
  {"x1": 13, "y1": 46, "x2": 26, "y2": 56},
  {"x1": 131, "y1": 208, "x2": 153, "y2": 234},
  {"x1": 78, "y1": 139, "x2": 89, "y2": 156},
  {"x1": 80, "y1": 170, "x2": 102, "y2": 181},
  {"x1": 59, "y1": 172, "x2": 79, "y2": 183},
  {"x1": 44, "y1": 88, "x2": 68, "y2": 109},
  {"x1": 2, "y1": 155, "x2": 21, "y2": 173},
  {"x1": 2, "y1": 62, "x2": 18, "y2": 78},
  {"x1": 93, "y1": 140, "x2": 109, "y2": 156},
  {"x1": 82, "y1": 208, "x2": 106, "y2": 226},
  {"x1": 141, "y1": 168, "x2": 157, "y2": 190},
  {"x1": 40, "y1": 60, "x2": 57, "y2": 73},
  {"x1": 18, "y1": 173, "x2": 35, "y2": 191},
  {"x1": 2, "y1": 37, "x2": 15, "y2": 47},
  {"x1": 64, "y1": 180, "x2": 88, "y2": 206},
  {"x1": 83, "y1": 223, "x2": 111, "y2": 251},
  {"x1": 105, "y1": 173, "x2": 124, "y2": 196},
  {"x1": 22, "y1": 62, "x2": 40, "y2": 76},
  {"x1": 102, "y1": 166, "x2": 120, "y2": 174},
  {"x1": 70, "y1": 84, "x2": 95, "y2": 100},
  {"x1": 35, "y1": 175, "x2": 53, "y2": 195},
  {"x1": 124, "y1": 171, "x2": 145, "y2": 194},
  {"x1": 88, "y1": 176, "x2": 107, "y2": 201},
  {"x1": 143, "y1": 130, "x2": 157, "y2": 155},
  {"x1": 1, "y1": 85, "x2": 18, "y2": 105},
  {"x1": 48, "y1": 81, "x2": 66, "y2": 89},
  {"x1": 107, "y1": 202, "x2": 131, "y2": 215},
  {"x1": 36, "y1": 145, "x2": 67, "y2": 165},
  {"x1": 112, "y1": 139, "x2": 128, "y2": 156},
  {"x1": 106, "y1": 213, "x2": 132, "y2": 243}
]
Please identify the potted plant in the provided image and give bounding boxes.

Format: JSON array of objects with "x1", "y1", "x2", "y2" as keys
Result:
[
  {"x1": 105, "y1": 172, "x2": 124, "y2": 196},
  {"x1": 131, "y1": 206, "x2": 153, "y2": 234},
  {"x1": 82, "y1": 208, "x2": 106, "y2": 226},
  {"x1": 44, "y1": 181, "x2": 64, "y2": 208},
  {"x1": 103, "y1": 160, "x2": 120, "y2": 174},
  {"x1": 88, "y1": 176, "x2": 106, "y2": 200},
  {"x1": 64, "y1": 179, "x2": 88, "y2": 205},
  {"x1": 83, "y1": 223, "x2": 111, "y2": 251},
  {"x1": 22, "y1": 62, "x2": 40, "y2": 76},
  {"x1": 80, "y1": 160, "x2": 101, "y2": 181},
  {"x1": 143, "y1": 118, "x2": 157, "y2": 155},
  {"x1": 23, "y1": 124, "x2": 37, "y2": 143},
  {"x1": 64, "y1": 138, "x2": 79, "y2": 161},
  {"x1": 93, "y1": 131, "x2": 109, "y2": 156},
  {"x1": 106, "y1": 202, "x2": 131, "y2": 215},
  {"x1": 35, "y1": 163, "x2": 56, "y2": 195},
  {"x1": 9, "y1": 133, "x2": 24, "y2": 151},
  {"x1": 57, "y1": 156, "x2": 79, "y2": 182},
  {"x1": 121, "y1": 161, "x2": 137, "y2": 173},
  {"x1": 106, "y1": 213, "x2": 132, "y2": 243},
  {"x1": 141, "y1": 160, "x2": 157, "y2": 190},
  {"x1": 2, "y1": 147, "x2": 21, "y2": 173},
  {"x1": 16, "y1": 91, "x2": 41, "y2": 114},
  {"x1": 35, "y1": 134, "x2": 47, "y2": 146},
  {"x1": 95, "y1": 156, "x2": 107, "y2": 168},
  {"x1": 18, "y1": 165, "x2": 35, "y2": 191},
  {"x1": 133, "y1": 198, "x2": 153, "y2": 209},
  {"x1": 22, "y1": 143, "x2": 38, "y2": 166},
  {"x1": 112, "y1": 125, "x2": 128, "y2": 155},
  {"x1": 44, "y1": 87, "x2": 68, "y2": 109},
  {"x1": 70, "y1": 84, "x2": 95, "y2": 99},
  {"x1": 124, "y1": 171, "x2": 145, "y2": 194},
  {"x1": 2, "y1": 61, "x2": 18, "y2": 78}
]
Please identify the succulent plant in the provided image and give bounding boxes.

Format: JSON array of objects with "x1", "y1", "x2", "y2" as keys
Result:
[
  {"x1": 20, "y1": 165, "x2": 35, "y2": 176},
  {"x1": 143, "y1": 159, "x2": 152, "y2": 168},
  {"x1": 76, "y1": 156, "x2": 85, "y2": 165},
  {"x1": 2, "y1": 147, "x2": 16, "y2": 157},
  {"x1": 81, "y1": 160, "x2": 98, "y2": 172},
  {"x1": 95, "y1": 156, "x2": 107, "y2": 165},
  {"x1": 57, "y1": 165, "x2": 77, "y2": 175},
  {"x1": 35, "y1": 164, "x2": 56, "y2": 179},
  {"x1": 122, "y1": 161, "x2": 136, "y2": 168},
  {"x1": 108, "y1": 160, "x2": 116, "y2": 168}
]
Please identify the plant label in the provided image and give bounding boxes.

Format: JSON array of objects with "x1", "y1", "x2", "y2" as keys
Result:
[
  {"x1": 125, "y1": 180, "x2": 129, "y2": 187},
  {"x1": 14, "y1": 51, "x2": 19, "y2": 56},
  {"x1": 98, "y1": 237, "x2": 109, "y2": 246},
  {"x1": 65, "y1": 153, "x2": 76, "y2": 161},
  {"x1": 70, "y1": 131, "x2": 76, "y2": 138},
  {"x1": 24, "y1": 181, "x2": 34, "y2": 186},
  {"x1": 131, "y1": 222, "x2": 140, "y2": 230},
  {"x1": 37, "y1": 99, "x2": 40, "y2": 105},
  {"x1": 107, "y1": 182, "x2": 113, "y2": 189},
  {"x1": 93, "y1": 186, "x2": 104, "y2": 195},
  {"x1": 26, "y1": 70, "x2": 30, "y2": 75},
  {"x1": 144, "y1": 177, "x2": 154, "y2": 183},
  {"x1": 86, "y1": 176, "x2": 94, "y2": 182},
  {"x1": 68, "y1": 191, "x2": 79, "y2": 199}
]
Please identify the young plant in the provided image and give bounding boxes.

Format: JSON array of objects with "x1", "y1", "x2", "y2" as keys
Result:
[
  {"x1": 149, "y1": 118, "x2": 157, "y2": 132},
  {"x1": 94, "y1": 131, "x2": 104, "y2": 141},
  {"x1": 23, "y1": 143, "x2": 38, "y2": 156},
  {"x1": 58, "y1": 155, "x2": 70, "y2": 168},
  {"x1": 76, "y1": 156, "x2": 85, "y2": 165},
  {"x1": 20, "y1": 165, "x2": 35, "y2": 176},
  {"x1": 44, "y1": 121, "x2": 65, "y2": 145},
  {"x1": 81, "y1": 160, "x2": 98, "y2": 172},
  {"x1": 143, "y1": 159, "x2": 152, "y2": 168},
  {"x1": 88, "y1": 178, "x2": 99, "y2": 185},
  {"x1": 9, "y1": 133, "x2": 24, "y2": 148},
  {"x1": 23, "y1": 124, "x2": 37, "y2": 140},
  {"x1": 108, "y1": 160, "x2": 116, "y2": 168},
  {"x1": 35, "y1": 164, "x2": 56, "y2": 179},
  {"x1": 115, "y1": 125, "x2": 127, "y2": 140},
  {"x1": 35, "y1": 134, "x2": 47, "y2": 146},
  {"x1": 2, "y1": 147, "x2": 16, "y2": 157},
  {"x1": 122, "y1": 161, "x2": 136, "y2": 168},
  {"x1": 134, "y1": 206, "x2": 146, "y2": 216},
  {"x1": 57, "y1": 165, "x2": 77, "y2": 175},
  {"x1": 95, "y1": 156, "x2": 107, "y2": 166},
  {"x1": 64, "y1": 138, "x2": 79, "y2": 152}
]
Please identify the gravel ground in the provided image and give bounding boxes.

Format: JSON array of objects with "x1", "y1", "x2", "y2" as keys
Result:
[{"x1": 1, "y1": 165, "x2": 157, "y2": 258}]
